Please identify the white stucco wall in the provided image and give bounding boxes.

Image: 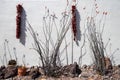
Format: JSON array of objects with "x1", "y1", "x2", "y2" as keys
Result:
[{"x1": 0, "y1": 0, "x2": 120, "y2": 66}]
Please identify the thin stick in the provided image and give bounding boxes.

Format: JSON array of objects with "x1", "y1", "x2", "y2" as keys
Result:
[
  {"x1": 5, "y1": 40, "x2": 12, "y2": 60},
  {"x1": 65, "y1": 37, "x2": 69, "y2": 65},
  {"x1": 27, "y1": 20, "x2": 45, "y2": 68},
  {"x1": 13, "y1": 47, "x2": 17, "y2": 63},
  {"x1": 4, "y1": 41, "x2": 7, "y2": 66},
  {"x1": 0, "y1": 56, "x2": 4, "y2": 65},
  {"x1": 22, "y1": 54, "x2": 26, "y2": 66},
  {"x1": 71, "y1": 32, "x2": 73, "y2": 64}
]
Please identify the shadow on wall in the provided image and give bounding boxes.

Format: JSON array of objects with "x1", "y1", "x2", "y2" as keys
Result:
[
  {"x1": 20, "y1": 8, "x2": 26, "y2": 45},
  {"x1": 75, "y1": 9, "x2": 81, "y2": 46}
]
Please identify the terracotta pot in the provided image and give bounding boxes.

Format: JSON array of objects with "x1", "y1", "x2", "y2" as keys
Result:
[{"x1": 18, "y1": 66, "x2": 26, "y2": 76}]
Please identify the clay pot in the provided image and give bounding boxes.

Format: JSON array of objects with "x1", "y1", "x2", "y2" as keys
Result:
[{"x1": 18, "y1": 66, "x2": 26, "y2": 76}]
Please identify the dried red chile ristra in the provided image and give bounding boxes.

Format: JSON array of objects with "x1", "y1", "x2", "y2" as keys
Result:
[
  {"x1": 72, "y1": 5, "x2": 77, "y2": 41},
  {"x1": 16, "y1": 4, "x2": 22, "y2": 39}
]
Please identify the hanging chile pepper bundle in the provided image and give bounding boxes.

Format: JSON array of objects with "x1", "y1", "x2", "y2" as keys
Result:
[
  {"x1": 72, "y1": 5, "x2": 77, "y2": 41},
  {"x1": 16, "y1": 4, "x2": 23, "y2": 39}
]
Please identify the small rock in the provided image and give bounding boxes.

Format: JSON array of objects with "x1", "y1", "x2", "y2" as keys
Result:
[
  {"x1": 62, "y1": 62, "x2": 81, "y2": 77},
  {"x1": 118, "y1": 64, "x2": 120, "y2": 68},
  {"x1": 8, "y1": 60, "x2": 17, "y2": 66},
  {"x1": 0, "y1": 66, "x2": 5, "y2": 79},
  {"x1": 105, "y1": 57, "x2": 113, "y2": 70},
  {"x1": 29, "y1": 67, "x2": 41, "y2": 79},
  {"x1": 82, "y1": 64, "x2": 87, "y2": 69},
  {"x1": 80, "y1": 72, "x2": 90, "y2": 78},
  {"x1": 0, "y1": 65, "x2": 5, "y2": 71},
  {"x1": 39, "y1": 67, "x2": 45, "y2": 75},
  {"x1": 4, "y1": 65, "x2": 18, "y2": 79},
  {"x1": 103, "y1": 76, "x2": 109, "y2": 80}
]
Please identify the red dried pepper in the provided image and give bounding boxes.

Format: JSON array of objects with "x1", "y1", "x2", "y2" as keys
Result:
[
  {"x1": 16, "y1": 4, "x2": 23, "y2": 39},
  {"x1": 72, "y1": 5, "x2": 77, "y2": 40}
]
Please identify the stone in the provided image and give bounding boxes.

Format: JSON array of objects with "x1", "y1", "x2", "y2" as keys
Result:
[
  {"x1": 105, "y1": 57, "x2": 112, "y2": 70},
  {"x1": 82, "y1": 64, "x2": 87, "y2": 69},
  {"x1": 8, "y1": 60, "x2": 17, "y2": 66},
  {"x1": 0, "y1": 65, "x2": 5, "y2": 79},
  {"x1": 118, "y1": 64, "x2": 120, "y2": 68},
  {"x1": 80, "y1": 72, "x2": 90, "y2": 78},
  {"x1": 39, "y1": 67, "x2": 45, "y2": 75},
  {"x1": 0, "y1": 65, "x2": 5, "y2": 71},
  {"x1": 4, "y1": 65, "x2": 18, "y2": 79},
  {"x1": 61, "y1": 62, "x2": 82, "y2": 77},
  {"x1": 29, "y1": 67, "x2": 41, "y2": 79}
]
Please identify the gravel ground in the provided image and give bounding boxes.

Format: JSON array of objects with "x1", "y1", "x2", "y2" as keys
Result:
[{"x1": 1, "y1": 63, "x2": 120, "y2": 80}]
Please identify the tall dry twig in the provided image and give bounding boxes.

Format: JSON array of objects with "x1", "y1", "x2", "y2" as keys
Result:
[
  {"x1": 87, "y1": 15, "x2": 107, "y2": 75},
  {"x1": 27, "y1": 20, "x2": 45, "y2": 68},
  {"x1": 0, "y1": 56, "x2": 4, "y2": 66},
  {"x1": 65, "y1": 37, "x2": 69, "y2": 65},
  {"x1": 5, "y1": 39, "x2": 12, "y2": 60},
  {"x1": 27, "y1": 9, "x2": 71, "y2": 76},
  {"x1": 13, "y1": 47, "x2": 17, "y2": 64}
]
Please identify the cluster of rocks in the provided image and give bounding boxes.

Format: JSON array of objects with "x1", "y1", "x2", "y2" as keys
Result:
[
  {"x1": 0, "y1": 65, "x2": 43, "y2": 80},
  {"x1": 0, "y1": 65, "x2": 17, "y2": 79},
  {"x1": 61, "y1": 62, "x2": 82, "y2": 77},
  {"x1": 0, "y1": 60, "x2": 120, "y2": 80},
  {"x1": 0, "y1": 62, "x2": 82, "y2": 79},
  {"x1": 40, "y1": 62, "x2": 81, "y2": 78},
  {"x1": 79, "y1": 64, "x2": 120, "y2": 80}
]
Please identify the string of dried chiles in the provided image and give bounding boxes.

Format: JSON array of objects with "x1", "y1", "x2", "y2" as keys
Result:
[
  {"x1": 16, "y1": 4, "x2": 23, "y2": 39},
  {"x1": 72, "y1": 5, "x2": 77, "y2": 41}
]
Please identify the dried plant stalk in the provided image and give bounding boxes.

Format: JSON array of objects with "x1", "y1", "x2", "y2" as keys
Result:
[
  {"x1": 87, "y1": 16, "x2": 106, "y2": 75},
  {"x1": 27, "y1": 8, "x2": 71, "y2": 76}
]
